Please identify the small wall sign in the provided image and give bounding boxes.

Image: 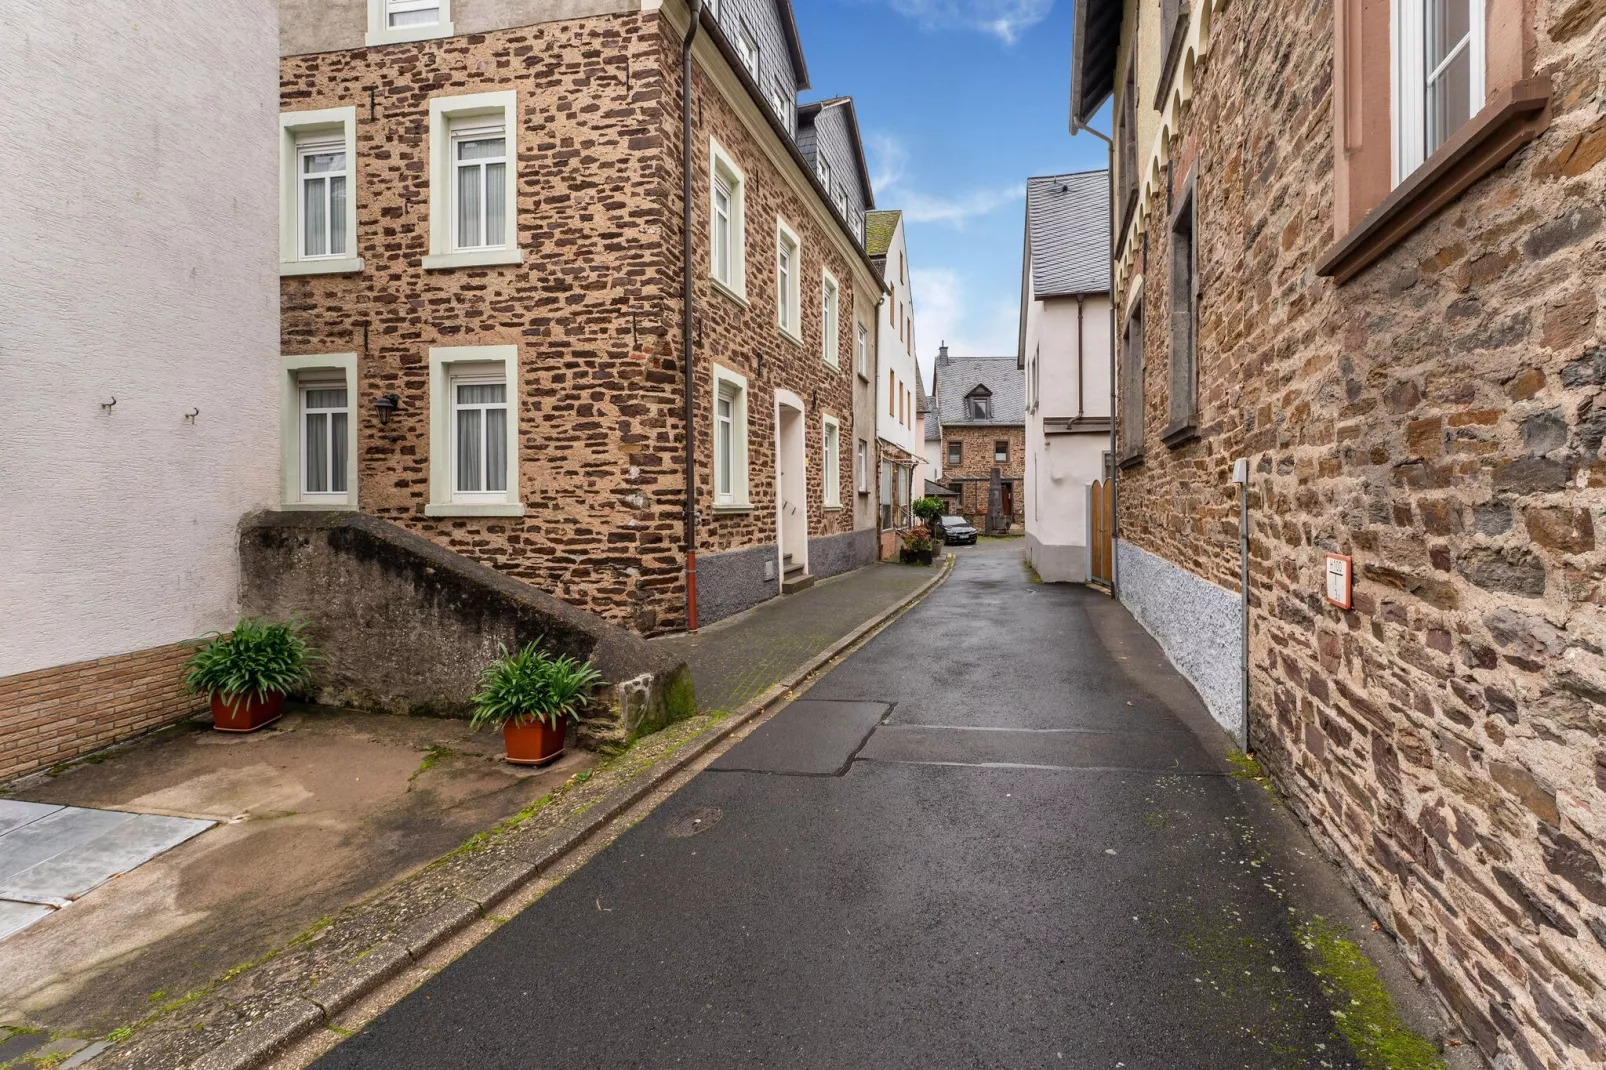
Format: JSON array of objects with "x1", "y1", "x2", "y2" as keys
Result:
[{"x1": 1325, "y1": 553, "x2": 1353, "y2": 610}]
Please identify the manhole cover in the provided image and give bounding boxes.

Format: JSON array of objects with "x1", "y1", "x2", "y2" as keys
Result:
[{"x1": 666, "y1": 807, "x2": 723, "y2": 839}]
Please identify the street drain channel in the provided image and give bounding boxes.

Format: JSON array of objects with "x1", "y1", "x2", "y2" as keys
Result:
[{"x1": 0, "y1": 799, "x2": 212, "y2": 941}]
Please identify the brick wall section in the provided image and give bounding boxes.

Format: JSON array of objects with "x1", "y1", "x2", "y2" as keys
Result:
[
  {"x1": 281, "y1": 12, "x2": 871, "y2": 637},
  {"x1": 1116, "y1": 1, "x2": 1606, "y2": 1063},
  {"x1": 0, "y1": 642, "x2": 203, "y2": 783},
  {"x1": 942, "y1": 425, "x2": 1026, "y2": 525}
]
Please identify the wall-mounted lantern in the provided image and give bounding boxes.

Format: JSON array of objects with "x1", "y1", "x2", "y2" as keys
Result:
[{"x1": 375, "y1": 394, "x2": 400, "y2": 426}]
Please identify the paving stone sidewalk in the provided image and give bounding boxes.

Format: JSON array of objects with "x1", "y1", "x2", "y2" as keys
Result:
[{"x1": 656, "y1": 561, "x2": 942, "y2": 715}]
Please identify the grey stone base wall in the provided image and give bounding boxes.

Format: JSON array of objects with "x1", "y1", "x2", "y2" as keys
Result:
[
  {"x1": 1116, "y1": 540, "x2": 1242, "y2": 739},
  {"x1": 1026, "y1": 532, "x2": 1089, "y2": 583},
  {"x1": 697, "y1": 544, "x2": 779, "y2": 627},
  {"x1": 810, "y1": 528, "x2": 878, "y2": 581}
]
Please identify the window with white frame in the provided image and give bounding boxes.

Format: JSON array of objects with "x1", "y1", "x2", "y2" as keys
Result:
[
  {"x1": 817, "y1": 155, "x2": 833, "y2": 189},
  {"x1": 834, "y1": 187, "x2": 848, "y2": 217},
  {"x1": 451, "y1": 374, "x2": 509, "y2": 500},
  {"x1": 880, "y1": 462, "x2": 894, "y2": 530},
  {"x1": 822, "y1": 417, "x2": 841, "y2": 507},
  {"x1": 776, "y1": 220, "x2": 801, "y2": 339},
  {"x1": 452, "y1": 123, "x2": 507, "y2": 252},
  {"x1": 851, "y1": 211, "x2": 864, "y2": 245},
  {"x1": 709, "y1": 140, "x2": 746, "y2": 295},
  {"x1": 856, "y1": 324, "x2": 869, "y2": 378},
  {"x1": 711, "y1": 365, "x2": 749, "y2": 507},
  {"x1": 767, "y1": 80, "x2": 793, "y2": 132},
  {"x1": 280, "y1": 109, "x2": 361, "y2": 276},
  {"x1": 280, "y1": 354, "x2": 358, "y2": 509},
  {"x1": 427, "y1": 346, "x2": 522, "y2": 516},
  {"x1": 367, "y1": 0, "x2": 453, "y2": 46},
  {"x1": 1393, "y1": 0, "x2": 1484, "y2": 183},
  {"x1": 301, "y1": 380, "x2": 350, "y2": 501},
  {"x1": 426, "y1": 92, "x2": 520, "y2": 270},
  {"x1": 856, "y1": 439, "x2": 868, "y2": 494},
  {"x1": 736, "y1": 23, "x2": 760, "y2": 77},
  {"x1": 821, "y1": 271, "x2": 840, "y2": 368}
]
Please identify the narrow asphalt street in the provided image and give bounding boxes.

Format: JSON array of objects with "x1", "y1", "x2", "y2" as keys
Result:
[{"x1": 315, "y1": 543, "x2": 1370, "y2": 1068}]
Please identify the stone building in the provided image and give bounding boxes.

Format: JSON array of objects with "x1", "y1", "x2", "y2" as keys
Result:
[
  {"x1": 932, "y1": 348, "x2": 1026, "y2": 532},
  {"x1": 274, "y1": 0, "x2": 885, "y2": 633},
  {"x1": 0, "y1": 0, "x2": 282, "y2": 782},
  {"x1": 1020, "y1": 170, "x2": 1113, "y2": 582},
  {"x1": 1075, "y1": 0, "x2": 1606, "y2": 1062}
]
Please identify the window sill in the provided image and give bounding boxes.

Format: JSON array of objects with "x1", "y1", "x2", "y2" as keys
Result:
[
  {"x1": 711, "y1": 503, "x2": 754, "y2": 515},
  {"x1": 710, "y1": 277, "x2": 750, "y2": 308},
  {"x1": 282, "y1": 258, "x2": 364, "y2": 277},
  {"x1": 366, "y1": 21, "x2": 456, "y2": 47},
  {"x1": 1317, "y1": 78, "x2": 1552, "y2": 285},
  {"x1": 277, "y1": 501, "x2": 357, "y2": 512},
  {"x1": 778, "y1": 326, "x2": 804, "y2": 348},
  {"x1": 424, "y1": 502, "x2": 527, "y2": 518},
  {"x1": 1161, "y1": 417, "x2": 1199, "y2": 450},
  {"x1": 1118, "y1": 450, "x2": 1145, "y2": 471},
  {"x1": 824, "y1": 504, "x2": 843, "y2": 512},
  {"x1": 422, "y1": 248, "x2": 524, "y2": 271},
  {"x1": 824, "y1": 358, "x2": 840, "y2": 372}
]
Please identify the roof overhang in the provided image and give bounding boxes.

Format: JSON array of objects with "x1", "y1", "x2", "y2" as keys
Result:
[
  {"x1": 1070, "y1": 0, "x2": 1122, "y2": 126},
  {"x1": 778, "y1": 0, "x2": 811, "y2": 91},
  {"x1": 798, "y1": 98, "x2": 876, "y2": 210}
]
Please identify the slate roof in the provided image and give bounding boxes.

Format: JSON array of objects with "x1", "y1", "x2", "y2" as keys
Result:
[
  {"x1": 935, "y1": 355, "x2": 1025, "y2": 428},
  {"x1": 1026, "y1": 171, "x2": 1110, "y2": 298},
  {"x1": 864, "y1": 210, "x2": 901, "y2": 259},
  {"x1": 797, "y1": 97, "x2": 875, "y2": 212}
]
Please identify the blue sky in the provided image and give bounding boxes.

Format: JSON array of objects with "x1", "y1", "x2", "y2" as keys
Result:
[{"x1": 793, "y1": 0, "x2": 1111, "y2": 390}]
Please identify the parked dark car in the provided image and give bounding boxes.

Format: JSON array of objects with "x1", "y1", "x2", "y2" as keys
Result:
[{"x1": 938, "y1": 516, "x2": 978, "y2": 545}]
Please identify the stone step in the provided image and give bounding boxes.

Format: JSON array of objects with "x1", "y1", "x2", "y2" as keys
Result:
[{"x1": 781, "y1": 574, "x2": 815, "y2": 595}]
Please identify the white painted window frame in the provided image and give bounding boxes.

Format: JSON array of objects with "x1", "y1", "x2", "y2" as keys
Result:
[
  {"x1": 280, "y1": 109, "x2": 362, "y2": 276},
  {"x1": 300, "y1": 380, "x2": 351, "y2": 502},
  {"x1": 767, "y1": 79, "x2": 793, "y2": 133},
  {"x1": 427, "y1": 346, "x2": 524, "y2": 517},
  {"x1": 711, "y1": 363, "x2": 751, "y2": 510},
  {"x1": 449, "y1": 372, "x2": 510, "y2": 503},
  {"x1": 821, "y1": 269, "x2": 840, "y2": 369},
  {"x1": 1391, "y1": 0, "x2": 1484, "y2": 185},
  {"x1": 297, "y1": 136, "x2": 349, "y2": 262},
  {"x1": 736, "y1": 22, "x2": 760, "y2": 78},
  {"x1": 450, "y1": 122, "x2": 509, "y2": 254},
  {"x1": 425, "y1": 92, "x2": 521, "y2": 270},
  {"x1": 709, "y1": 137, "x2": 747, "y2": 300},
  {"x1": 366, "y1": 0, "x2": 454, "y2": 47},
  {"x1": 856, "y1": 438, "x2": 869, "y2": 495},
  {"x1": 822, "y1": 415, "x2": 841, "y2": 508},
  {"x1": 280, "y1": 354, "x2": 359, "y2": 510},
  {"x1": 856, "y1": 323, "x2": 869, "y2": 379},
  {"x1": 776, "y1": 218, "x2": 803, "y2": 343}
]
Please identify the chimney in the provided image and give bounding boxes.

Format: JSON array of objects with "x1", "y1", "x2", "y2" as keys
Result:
[{"x1": 937, "y1": 342, "x2": 951, "y2": 366}]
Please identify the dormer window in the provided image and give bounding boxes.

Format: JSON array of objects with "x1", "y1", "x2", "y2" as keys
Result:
[
  {"x1": 966, "y1": 387, "x2": 992, "y2": 421},
  {"x1": 736, "y1": 23, "x2": 760, "y2": 78}
]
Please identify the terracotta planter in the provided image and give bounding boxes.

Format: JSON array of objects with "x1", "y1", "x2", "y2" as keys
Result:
[
  {"x1": 211, "y1": 691, "x2": 284, "y2": 733},
  {"x1": 502, "y1": 716, "x2": 567, "y2": 766}
]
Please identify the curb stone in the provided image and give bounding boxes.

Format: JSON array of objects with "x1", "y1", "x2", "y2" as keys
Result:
[{"x1": 144, "y1": 558, "x2": 952, "y2": 1070}]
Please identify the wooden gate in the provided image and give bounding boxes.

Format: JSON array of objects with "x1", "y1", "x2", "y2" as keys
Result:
[{"x1": 1089, "y1": 480, "x2": 1114, "y2": 586}]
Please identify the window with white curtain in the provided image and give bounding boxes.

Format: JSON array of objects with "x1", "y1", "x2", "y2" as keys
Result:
[
  {"x1": 822, "y1": 417, "x2": 841, "y2": 507},
  {"x1": 709, "y1": 140, "x2": 745, "y2": 295},
  {"x1": 1393, "y1": 0, "x2": 1484, "y2": 183},
  {"x1": 425, "y1": 92, "x2": 519, "y2": 270},
  {"x1": 776, "y1": 221, "x2": 801, "y2": 338},
  {"x1": 300, "y1": 381, "x2": 349, "y2": 501},
  {"x1": 821, "y1": 271, "x2": 840, "y2": 368},
  {"x1": 387, "y1": 0, "x2": 440, "y2": 27},
  {"x1": 452, "y1": 124, "x2": 507, "y2": 252},
  {"x1": 451, "y1": 374, "x2": 508, "y2": 500},
  {"x1": 297, "y1": 139, "x2": 348, "y2": 260},
  {"x1": 711, "y1": 365, "x2": 749, "y2": 507}
]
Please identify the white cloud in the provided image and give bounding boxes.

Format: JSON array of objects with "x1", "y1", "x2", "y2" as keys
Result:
[
  {"x1": 886, "y1": 0, "x2": 1054, "y2": 44},
  {"x1": 868, "y1": 133, "x2": 1023, "y2": 228},
  {"x1": 914, "y1": 267, "x2": 1021, "y2": 383}
]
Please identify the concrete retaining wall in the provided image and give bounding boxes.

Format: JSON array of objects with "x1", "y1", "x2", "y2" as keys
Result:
[
  {"x1": 1116, "y1": 540, "x2": 1242, "y2": 739},
  {"x1": 239, "y1": 512, "x2": 695, "y2": 739},
  {"x1": 810, "y1": 529, "x2": 878, "y2": 581}
]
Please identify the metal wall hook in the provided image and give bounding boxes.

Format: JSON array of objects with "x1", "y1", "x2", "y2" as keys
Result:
[
  {"x1": 100, "y1": 397, "x2": 117, "y2": 413},
  {"x1": 184, "y1": 407, "x2": 200, "y2": 423}
]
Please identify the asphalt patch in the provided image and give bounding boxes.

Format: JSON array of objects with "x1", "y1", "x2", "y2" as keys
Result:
[
  {"x1": 859, "y1": 723, "x2": 1218, "y2": 773},
  {"x1": 708, "y1": 700, "x2": 890, "y2": 776}
]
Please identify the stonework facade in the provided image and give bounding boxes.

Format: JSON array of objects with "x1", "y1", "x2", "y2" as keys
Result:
[
  {"x1": 942, "y1": 425, "x2": 1026, "y2": 528},
  {"x1": 1080, "y1": 0, "x2": 1606, "y2": 1062},
  {"x1": 278, "y1": 2, "x2": 882, "y2": 636}
]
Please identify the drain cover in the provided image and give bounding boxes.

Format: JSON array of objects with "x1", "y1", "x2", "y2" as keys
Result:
[{"x1": 666, "y1": 807, "x2": 723, "y2": 839}]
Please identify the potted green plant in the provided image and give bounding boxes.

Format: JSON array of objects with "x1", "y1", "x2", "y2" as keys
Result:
[
  {"x1": 913, "y1": 496, "x2": 944, "y2": 532},
  {"x1": 902, "y1": 527, "x2": 935, "y2": 566},
  {"x1": 471, "y1": 643, "x2": 604, "y2": 766},
  {"x1": 185, "y1": 618, "x2": 316, "y2": 733}
]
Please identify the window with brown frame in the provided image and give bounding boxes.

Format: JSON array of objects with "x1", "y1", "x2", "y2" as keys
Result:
[
  {"x1": 947, "y1": 441, "x2": 962, "y2": 467},
  {"x1": 1119, "y1": 298, "x2": 1145, "y2": 465},
  {"x1": 1163, "y1": 183, "x2": 1198, "y2": 449}
]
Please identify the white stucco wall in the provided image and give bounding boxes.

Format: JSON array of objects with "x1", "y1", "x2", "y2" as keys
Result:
[
  {"x1": 876, "y1": 219, "x2": 922, "y2": 458},
  {"x1": 1024, "y1": 291, "x2": 1112, "y2": 582},
  {"x1": 0, "y1": 0, "x2": 282, "y2": 676}
]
